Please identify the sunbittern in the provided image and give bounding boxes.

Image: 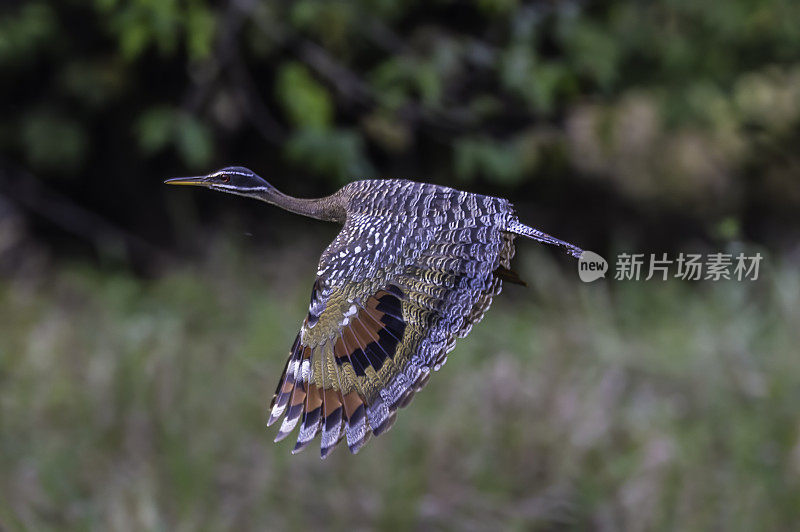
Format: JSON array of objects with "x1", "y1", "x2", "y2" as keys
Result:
[{"x1": 166, "y1": 167, "x2": 583, "y2": 458}]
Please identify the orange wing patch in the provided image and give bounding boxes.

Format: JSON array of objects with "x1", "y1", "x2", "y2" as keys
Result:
[
  {"x1": 267, "y1": 284, "x2": 407, "y2": 457},
  {"x1": 332, "y1": 288, "x2": 405, "y2": 378}
]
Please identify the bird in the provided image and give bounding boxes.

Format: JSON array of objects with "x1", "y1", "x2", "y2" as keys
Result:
[{"x1": 165, "y1": 167, "x2": 583, "y2": 458}]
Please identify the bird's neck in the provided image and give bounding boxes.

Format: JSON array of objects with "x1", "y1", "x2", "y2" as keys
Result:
[{"x1": 255, "y1": 187, "x2": 347, "y2": 223}]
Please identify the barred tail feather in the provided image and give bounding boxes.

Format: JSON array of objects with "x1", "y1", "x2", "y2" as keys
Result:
[
  {"x1": 334, "y1": 331, "x2": 371, "y2": 453},
  {"x1": 274, "y1": 353, "x2": 308, "y2": 442},
  {"x1": 506, "y1": 218, "x2": 583, "y2": 258},
  {"x1": 293, "y1": 381, "x2": 323, "y2": 454},
  {"x1": 320, "y1": 388, "x2": 343, "y2": 459},
  {"x1": 342, "y1": 390, "x2": 369, "y2": 453},
  {"x1": 268, "y1": 335, "x2": 303, "y2": 425}
]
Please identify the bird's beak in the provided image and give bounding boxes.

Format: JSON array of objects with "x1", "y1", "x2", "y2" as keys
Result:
[{"x1": 164, "y1": 175, "x2": 212, "y2": 187}]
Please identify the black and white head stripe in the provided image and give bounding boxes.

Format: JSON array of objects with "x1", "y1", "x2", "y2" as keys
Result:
[
  {"x1": 210, "y1": 167, "x2": 255, "y2": 179},
  {"x1": 204, "y1": 167, "x2": 273, "y2": 196}
]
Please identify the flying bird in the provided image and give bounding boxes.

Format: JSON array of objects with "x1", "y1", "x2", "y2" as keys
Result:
[{"x1": 166, "y1": 167, "x2": 583, "y2": 458}]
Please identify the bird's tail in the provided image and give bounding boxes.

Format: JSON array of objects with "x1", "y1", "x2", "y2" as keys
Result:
[{"x1": 507, "y1": 218, "x2": 584, "y2": 259}]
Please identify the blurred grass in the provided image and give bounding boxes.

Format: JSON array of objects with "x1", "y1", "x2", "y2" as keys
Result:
[{"x1": 1, "y1": 245, "x2": 799, "y2": 531}]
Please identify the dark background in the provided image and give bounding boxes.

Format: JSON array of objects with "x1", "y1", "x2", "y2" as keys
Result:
[
  {"x1": 1, "y1": 1, "x2": 799, "y2": 530},
  {"x1": 3, "y1": 0, "x2": 799, "y2": 268}
]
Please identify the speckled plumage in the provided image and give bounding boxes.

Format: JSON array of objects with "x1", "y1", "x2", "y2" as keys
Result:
[
  {"x1": 166, "y1": 168, "x2": 581, "y2": 458},
  {"x1": 264, "y1": 178, "x2": 583, "y2": 457}
]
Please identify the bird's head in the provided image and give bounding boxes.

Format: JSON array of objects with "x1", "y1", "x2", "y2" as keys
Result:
[{"x1": 164, "y1": 166, "x2": 273, "y2": 198}]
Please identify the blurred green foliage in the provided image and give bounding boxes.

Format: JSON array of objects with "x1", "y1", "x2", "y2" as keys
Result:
[
  {"x1": 2, "y1": 2, "x2": 800, "y2": 528},
  {"x1": 1, "y1": 248, "x2": 799, "y2": 529},
  {"x1": 2, "y1": 0, "x2": 799, "y2": 246},
  {"x1": 96, "y1": 0, "x2": 216, "y2": 61},
  {"x1": 276, "y1": 62, "x2": 333, "y2": 130},
  {"x1": 136, "y1": 106, "x2": 214, "y2": 169}
]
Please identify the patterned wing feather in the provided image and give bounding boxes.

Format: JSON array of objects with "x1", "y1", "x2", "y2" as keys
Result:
[{"x1": 267, "y1": 180, "x2": 520, "y2": 457}]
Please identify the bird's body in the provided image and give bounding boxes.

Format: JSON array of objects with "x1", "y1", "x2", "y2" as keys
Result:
[{"x1": 166, "y1": 168, "x2": 583, "y2": 458}]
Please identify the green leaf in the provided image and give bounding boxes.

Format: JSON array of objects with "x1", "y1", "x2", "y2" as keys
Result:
[
  {"x1": 0, "y1": 3, "x2": 57, "y2": 65},
  {"x1": 135, "y1": 107, "x2": 212, "y2": 168},
  {"x1": 286, "y1": 129, "x2": 372, "y2": 183},
  {"x1": 564, "y1": 20, "x2": 620, "y2": 90},
  {"x1": 136, "y1": 106, "x2": 176, "y2": 154},
  {"x1": 119, "y1": 18, "x2": 151, "y2": 60},
  {"x1": 275, "y1": 62, "x2": 333, "y2": 130},
  {"x1": 414, "y1": 62, "x2": 441, "y2": 107},
  {"x1": 186, "y1": 5, "x2": 215, "y2": 61},
  {"x1": 176, "y1": 114, "x2": 213, "y2": 169},
  {"x1": 454, "y1": 137, "x2": 525, "y2": 184}
]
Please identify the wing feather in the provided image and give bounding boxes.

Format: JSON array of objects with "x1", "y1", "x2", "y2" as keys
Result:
[
  {"x1": 293, "y1": 377, "x2": 323, "y2": 453},
  {"x1": 319, "y1": 351, "x2": 344, "y2": 458},
  {"x1": 267, "y1": 335, "x2": 302, "y2": 425},
  {"x1": 335, "y1": 330, "x2": 370, "y2": 452},
  {"x1": 267, "y1": 183, "x2": 522, "y2": 456}
]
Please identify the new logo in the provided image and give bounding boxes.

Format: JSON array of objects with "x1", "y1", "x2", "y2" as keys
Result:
[{"x1": 578, "y1": 251, "x2": 608, "y2": 282}]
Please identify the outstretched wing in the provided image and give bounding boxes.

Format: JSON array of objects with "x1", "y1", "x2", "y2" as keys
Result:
[{"x1": 268, "y1": 183, "x2": 518, "y2": 457}]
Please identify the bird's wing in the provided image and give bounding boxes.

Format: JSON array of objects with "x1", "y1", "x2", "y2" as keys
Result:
[{"x1": 268, "y1": 202, "x2": 518, "y2": 458}]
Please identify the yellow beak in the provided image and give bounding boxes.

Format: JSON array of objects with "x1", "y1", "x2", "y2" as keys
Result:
[{"x1": 163, "y1": 176, "x2": 211, "y2": 186}]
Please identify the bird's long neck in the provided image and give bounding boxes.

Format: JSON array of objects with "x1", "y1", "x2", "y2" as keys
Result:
[{"x1": 254, "y1": 187, "x2": 347, "y2": 223}]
